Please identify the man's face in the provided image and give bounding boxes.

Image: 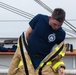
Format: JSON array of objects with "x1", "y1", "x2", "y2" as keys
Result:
[{"x1": 49, "y1": 18, "x2": 63, "y2": 30}]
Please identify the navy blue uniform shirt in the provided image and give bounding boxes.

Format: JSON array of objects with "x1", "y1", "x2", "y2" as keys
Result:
[{"x1": 28, "y1": 14, "x2": 66, "y2": 68}]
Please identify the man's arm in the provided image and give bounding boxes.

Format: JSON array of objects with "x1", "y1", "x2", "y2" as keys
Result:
[{"x1": 26, "y1": 26, "x2": 33, "y2": 41}]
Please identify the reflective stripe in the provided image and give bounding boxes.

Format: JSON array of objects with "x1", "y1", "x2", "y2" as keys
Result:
[
  {"x1": 59, "y1": 51, "x2": 65, "y2": 56},
  {"x1": 19, "y1": 61, "x2": 32, "y2": 67},
  {"x1": 23, "y1": 46, "x2": 27, "y2": 52},
  {"x1": 55, "y1": 46, "x2": 59, "y2": 51},
  {"x1": 55, "y1": 45, "x2": 65, "y2": 56},
  {"x1": 19, "y1": 60, "x2": 52, "y2": 67},
  {"x1": 46, "y1": 61, "x2": 52, "y2": 65},
  {"x1": 40, "y1": 62, "x2": 44, "y2": 67},
  {"x1": 40, "y1": 61, "x2": 52, "y2": 67},
  {"x1": 30, "y1": 61, "x2": 32, "y2": 64},
  {"x1": 53, "y1": 61, "x2": 65, "y2": 69},
  {"x1": 19, "y1": 60, "x2": 64, "y2": 71},
  {"x1": 40, "y1": 61, "x2": 64, "y2": 70},
  {"x1": 19, "y1": 61, "x2": 23, "y2": 66},
  {"x1": 17, "y1": 43, "x2": 19, "y2": 47}
]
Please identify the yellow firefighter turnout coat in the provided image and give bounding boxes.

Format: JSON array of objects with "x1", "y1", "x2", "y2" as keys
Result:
[{"x1": 8, "y1": 33, "x2": 67, "y2": 75}]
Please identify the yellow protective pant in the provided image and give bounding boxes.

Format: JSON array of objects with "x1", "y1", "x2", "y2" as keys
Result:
[{"x1": 8, "y1": 37, "x2": 67, "y2": 75}]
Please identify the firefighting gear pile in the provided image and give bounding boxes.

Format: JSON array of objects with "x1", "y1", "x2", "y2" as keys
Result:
[
  {"x1": 0, "y1": 45, "x2": 17, "y2": 52},
  {"x1": 8, "y1": 32, "x2": 67, "y2": 75}
]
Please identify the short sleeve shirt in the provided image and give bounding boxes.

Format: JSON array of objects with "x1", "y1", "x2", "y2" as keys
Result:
[{"x1": 28, "y1": 14, "x2": 66, "y2": 57}]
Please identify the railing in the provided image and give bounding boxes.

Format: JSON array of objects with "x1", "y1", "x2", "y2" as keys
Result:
[{"x1": 0, "y1": 50, "x2": 76, "y2": 55}]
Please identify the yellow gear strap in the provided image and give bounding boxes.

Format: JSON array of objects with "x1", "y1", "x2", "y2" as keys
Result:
[
  {"x1": 39, "y1": 61, "x2": 52, "y2": 67},
  {"x1": 30, "y1": 61, "x2": 32, "y2": 64},
  {"x1": 55, "y1": 46, "x2": 59, "y2": 51},
  {"x1": 19, "y1": 60, "x2": 52, "y2": 67},
  {"x1": 53, "y1": 61, "x2": 65, "y2": 69},
  {"x1": 39, "y1": 62, "x2": 44, "y2": 67},
  {"x1": 47, "y1": 61, "x2": 52, "y2": 65},
  {"x1": 19, "y1": 61, "x2": 23, "y2": 66},
  {"x1": 17, "y1": 43, "x2": 19, "y2": 47},
  {"x1": 55, "y1": 45, "x2": 65, "y2": 56},
  {"x1": 19, "y1": 61, "x2": 64, "y2": 71},
  {"x1": 19, "y1": 61, "x2": 32, "y2": 67},
  {"x1": 59, "y1": 51, "x2": 65, "y2": 56}
]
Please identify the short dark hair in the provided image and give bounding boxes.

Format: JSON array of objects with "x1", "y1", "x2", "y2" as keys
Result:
[{"x1": 52, "y1": 8, "x2": 66, "y2": 23}]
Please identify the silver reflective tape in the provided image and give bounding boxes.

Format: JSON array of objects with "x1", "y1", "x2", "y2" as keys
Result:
[{"x1": 23, "y1": 46, "x2": 27, "y2": 52}]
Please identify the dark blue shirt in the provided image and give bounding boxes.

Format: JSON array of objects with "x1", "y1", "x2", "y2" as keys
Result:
[{"x1": 28, "y1": 14, "x2": 66, "y2": 68}]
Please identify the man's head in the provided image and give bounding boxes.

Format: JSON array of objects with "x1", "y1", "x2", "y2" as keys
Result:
[{"x1": 49, "y1": 8, "x2": 66, "y2": 30}]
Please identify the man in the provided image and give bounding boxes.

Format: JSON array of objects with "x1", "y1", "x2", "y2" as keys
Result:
[
  {"x1": 26, "y1": 8, "x2": 66, "y2": 68},
  {"x1": 8, "y1": 8, "x2": 66, "y2": 75}
]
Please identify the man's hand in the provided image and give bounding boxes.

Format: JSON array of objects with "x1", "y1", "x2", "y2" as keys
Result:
[{"x1": 59, "y1": 67, "x2": 65, "y2": 75}]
